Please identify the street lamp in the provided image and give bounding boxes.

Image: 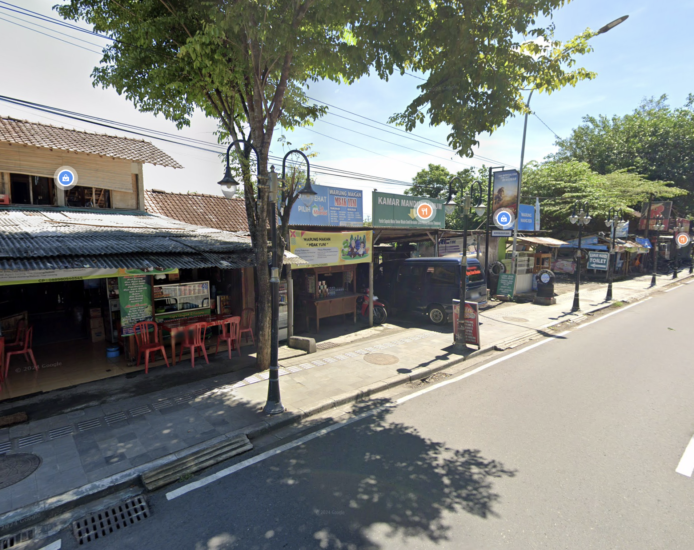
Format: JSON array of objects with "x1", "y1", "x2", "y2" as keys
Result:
[
  {"x1": 605, "y1": 208, "x2": 624, "y2": 302},
  {"x1": 671, "y1": 217, "x2": 687, "y2": 280},
  {"x1": 569, "y1": 201, "x2": 591, "y2": 312},
  {"x1": 650, "y1": 214, "x2": 665, "y2": 287},
  {"x1": 217, "y1": 140, "x2": 315, "y2": 416},
  {"x1": 446, "y1": 177, "x2": 485, "y2": 346}
]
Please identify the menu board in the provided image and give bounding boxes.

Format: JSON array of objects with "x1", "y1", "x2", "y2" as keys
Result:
[
  {"x1": 496, "y1": 273, "x2": 516, "y2": 297},
  {"x1": 118, "y1": 275, "x2": 153, "y2": 335}
]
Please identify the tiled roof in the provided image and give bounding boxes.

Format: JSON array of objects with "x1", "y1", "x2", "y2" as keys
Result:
[
  {"x1": 145, "y1": 189, "x2": 249, "y2": 233},
  {"x1": 0, "y1": 117, "x2": 183, "y2": 168},
  {"x1": 0, "y1": 206, "x2": 253, "y2": 270}
]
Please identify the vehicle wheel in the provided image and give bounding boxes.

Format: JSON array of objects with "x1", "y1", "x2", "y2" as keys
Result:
[
  {"x1": 427, "y1": 304, "x2": 447, "y2": 325},
  {"x1": 373, "y1": 306, "x2": 387, "y2": 325}
]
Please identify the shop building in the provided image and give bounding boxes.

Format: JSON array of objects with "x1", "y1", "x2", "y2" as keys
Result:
[{"x1": 0, "y1": 117, "x2": 256, "y2": 401}]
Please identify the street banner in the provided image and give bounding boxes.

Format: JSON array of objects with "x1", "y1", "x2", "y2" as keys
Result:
[
  {"x1": 496, "y1": 273, "x2": 516, "y2": 297},
  {"x1": 639, "y1": 201, "x2": 672, "y2": 230},
  {"x1": 518, "y1": 204, "x2": 535, "y2": 231},
  {"x1": 289, "y1": 230, "x2": 372, "y2": 268},
  {"x1": 588, "y1": 251, "x2": 609, "y2": 271},
  {"x1": 535, "y1": 197, "x2": 541, "y2": 231},
  {"x1": 0, "y1": 267, "x2": 177, "y2": 287},
  {"x1": 452, "y1": 299, "x2": 481, "y2": 349},
  {"x1": 372, "y1": 191, "x2": 445, "y2": 228},
  {"x1": 615, "y1": 221, "x2": 629, "y2": 238},
  {"x1": 289, "y1": 184, "x2": 363, "y2": 226},
  {"x1": 493, "y1": 170, "x2": 520, "y2": 218}
]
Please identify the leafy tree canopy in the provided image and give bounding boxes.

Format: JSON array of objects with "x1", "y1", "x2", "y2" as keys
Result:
[
  {"x1": 552, "y1": 95, "x2": 694, "y2": 215},
  {"x1": 521, "y1": 160, "x2": 687, "y2": 232}
]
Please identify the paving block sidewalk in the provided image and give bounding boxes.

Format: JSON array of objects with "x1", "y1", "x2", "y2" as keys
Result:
[{"x1": 0, "y1": 272, "x2": 688, "y2": 531}]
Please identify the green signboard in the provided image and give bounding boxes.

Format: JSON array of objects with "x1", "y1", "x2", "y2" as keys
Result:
[
  {"x1": 496, "y1": 273, "x2": 516, "y2": 297},
  {"x1": 118, "y1": 275, "x2": 153, "y2": 336},
  {"x1": 372, "y1": 191, "x2": 445, "y2": 228}
]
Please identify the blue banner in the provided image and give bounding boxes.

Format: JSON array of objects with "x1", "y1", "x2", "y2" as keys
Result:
[
  {"x1": 289, "y1": 184, "x2": 363, "y2": 226},
  {"x1": 518, "y1": 204, "x2": 535, "y2": 231}
]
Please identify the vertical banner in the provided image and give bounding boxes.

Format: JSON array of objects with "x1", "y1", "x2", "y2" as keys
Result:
[
  {"x1": 493, "y1": 170, "x2": 520, "y2": 218},
  {"x1": 453, "y1": 299, "x2": 481, "y2": 349},
  {"x1": 639, "y1": 201, "x2": 672, "y2": 230},
  {"x1": 118, "y1": 275, "x2": 153, "y2": 335},
  {"x1": 535, "y1": 197, "x2": 541, "y2": 231},
  {"x1": 518, "y1": 204, "x2": 535, "y2": 231}
]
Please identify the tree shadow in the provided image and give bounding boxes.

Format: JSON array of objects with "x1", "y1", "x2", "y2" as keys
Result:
[{"x1": 191, "y1": 398, "x2": 517, "y2": 549}]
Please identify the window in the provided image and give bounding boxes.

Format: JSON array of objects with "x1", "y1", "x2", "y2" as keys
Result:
[
  {"x1": 467, "y1": 266, "x2": 484, "y2": 283},
  {"x1": 65, "y1": 186, "x2": 111, "y2": 208},
  {"x1": 9, "y1": 174, "x2": 56, "y2": 205},
  {"x1": 397, "y1": 265, "x2": 426, "y2": 287},
  {"x1": 429, "y1": 265, "x2": 457, "y2": 286}
]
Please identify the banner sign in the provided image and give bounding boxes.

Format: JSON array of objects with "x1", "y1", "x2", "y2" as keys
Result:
[
  {"x1": 289, "y1": 230, "x2": 372, "y2": 268},
  {"x1": 0, "y1": 267, "x2": 177, "y2": 287},
  {"x1": 118, "y1": 275, "x2": 153, "y2": 336},
  {"x1": 493, "y1": 170, "x2": 520, "y2": 218},
  {"x1": 289, "y1": 184, "x2": 363, "y2": 226},
  {"x1": 518, "y1": 204, "x2": 535, "y2": 231},
  {"x1": 372, "y1": 191, "x2": 445, "y2": 228},
  {"x1": 452, "y1": 300, "x2": 481, "y2": 349},
  {"x1": 639, "y1": 201, "x2": 673, "y2": 231},
  {"x1": 615, "y1": 221, "x2": 629, "y2": 238},
  {"x1": 496, "y1": 273, "x2": 516, "y2": 297},
  {"x1": 588, "y1": 251, "x2": 609, "y2": 271}
]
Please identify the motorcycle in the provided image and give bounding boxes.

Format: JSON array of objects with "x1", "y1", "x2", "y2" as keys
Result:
[{"x1": 356, "y1": 290, "x2": 387, "y2": 325}]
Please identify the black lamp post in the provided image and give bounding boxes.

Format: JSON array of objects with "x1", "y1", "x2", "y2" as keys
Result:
[
  {"x1": 650, "y1": 214, "x2": 665, "y2": 287},
  {"x1": 605, "y1": 208, "x2": 624, "y2": 302},
  {"x1": 671, "y1": 218, "x2": 687, "y2": 280},
  {"x1": 446, "y1": 177, "x2": 485, "y2": 342},
  {"x1": 569, "y1": 201, "x2": 591, "y2": 312},
  {"x1": 218, "y1": 141, "x2": 316, "y2": 415}
]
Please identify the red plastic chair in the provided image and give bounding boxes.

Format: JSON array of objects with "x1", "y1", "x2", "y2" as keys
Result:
[
  {"x1": 0, "y1": 338, "x2": 4, "y2": 391},
  {"x1": 239, "y1": 308, "x2": 255, "y2": 346},
  {"x1": 215, "y1": 317, "x2": 241, "y2": 359},
  {"x1": 179, "y1": 322, "x2": 209, "y2": 368},
  {"x1": 5, "y1": 319, "x2": 25, "y2": 353},
  {"x1": 5, "y1": 326, "x2": 38, "y2": 376},
  {"x1": 134, "y1": 321, "x2": 169, "y2": 374}
]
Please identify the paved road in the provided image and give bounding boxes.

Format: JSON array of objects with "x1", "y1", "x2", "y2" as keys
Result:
[{"x1": 56, "y1": 281, "x2": 694, "y2": 549}]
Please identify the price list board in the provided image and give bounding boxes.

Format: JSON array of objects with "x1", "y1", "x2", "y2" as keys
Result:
[{"x1": 118, "y1": 275, "x2": 153, "y2": 335}]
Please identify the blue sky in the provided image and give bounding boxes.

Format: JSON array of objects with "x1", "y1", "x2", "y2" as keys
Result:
[{"x1": 0, "y1": 0, "x2": 691, "y2": 216}]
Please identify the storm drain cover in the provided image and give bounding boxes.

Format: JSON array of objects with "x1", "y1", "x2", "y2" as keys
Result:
[
  {"x1": 72, "y1": 496, "x2": 150, "y2": 545},
  {"x1": 503, "y1": 316, "x2": 530, "y2": 323},
  {"x1": 363, "y1": 353, "x2": 399, "y2": 365},
  {"x1": 0, "y1": 453, "x2": 41, "y2": 490},
  {"x1": 316, "y1": 341, "x2": 340, "y2": 350}
]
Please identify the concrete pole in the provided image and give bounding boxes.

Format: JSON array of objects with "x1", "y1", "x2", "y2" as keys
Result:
[
  {"x1": 287, "y1": 265, "x2": 294, "y2": 339},
  {"x1": 511, "y1": 89, "x2": 534, "y2": 278},
  {"x1": 368, "y1": 260, "x2": 374, "y2": 327}
]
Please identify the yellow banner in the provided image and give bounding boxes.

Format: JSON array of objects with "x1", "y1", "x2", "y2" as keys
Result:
[{"x1": 289, "y1": 230, "x2": 372, "y2": 269}]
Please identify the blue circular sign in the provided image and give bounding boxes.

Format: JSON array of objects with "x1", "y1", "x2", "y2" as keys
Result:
[
  {"x1": 53, "y1": 166, "x2": 78, "y2": 190},
  {"x1": 494, "y1": 208, "x2": 515, "y2": 229}
]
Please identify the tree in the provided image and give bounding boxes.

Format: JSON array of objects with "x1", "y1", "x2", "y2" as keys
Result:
[
  {"x1": 552, "y1": 95, "x2": 694, "y2": 216},
  {"x1": 521, "y1": 160, "x2": 687, "y2": 233},
  {"x1": 58, "y1": 0, "x2": 598, "y2": 369},
  {"x1": 407, "y1": 164, "x2": 487, "y2": 229}
]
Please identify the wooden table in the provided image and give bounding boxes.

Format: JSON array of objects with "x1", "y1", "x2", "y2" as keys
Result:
[
  {"x1": 305, "y1": 294, "x2": 358, "y2": 332},
  {"x1": 158, "y1": 314, "x2": 234, "y2": 366}
]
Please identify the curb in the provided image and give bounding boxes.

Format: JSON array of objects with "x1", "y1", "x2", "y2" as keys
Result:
[{"x1": 2, "y1": 275, "x2": 689, "y2": 536}]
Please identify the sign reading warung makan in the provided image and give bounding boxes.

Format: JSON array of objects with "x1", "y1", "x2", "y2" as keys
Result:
[
  {"x1": 289, "y1": 230, "x2": 372, "y2": 269},
  {"x1": 372, "y1": 191, "x2": 445, "y2": 228}
]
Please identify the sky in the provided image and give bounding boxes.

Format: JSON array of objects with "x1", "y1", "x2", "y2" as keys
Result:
[{"x1": 0, "y1": 0, "x2": 692, "y2": 217}]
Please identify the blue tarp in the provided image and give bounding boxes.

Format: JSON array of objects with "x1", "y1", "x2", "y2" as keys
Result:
[
  {"x1": 560, "y1": 236, "x2": 608, "y2": 251},
  {"x1": 635, "y1": 237, "x2": 652, "y2": 249}
]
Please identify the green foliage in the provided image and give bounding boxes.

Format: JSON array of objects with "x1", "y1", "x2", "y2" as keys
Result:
[
  {"x1": 552, "y1": 95, "x2": 694, "y2": 215},
  {"x1": 521, "y1": 160, "x2": 686, "y2": 232}
]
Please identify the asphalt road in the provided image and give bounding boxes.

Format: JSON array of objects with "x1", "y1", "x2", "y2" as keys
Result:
[{"x1": 55, "y1": 280, "x2": 694, "y2": 550}]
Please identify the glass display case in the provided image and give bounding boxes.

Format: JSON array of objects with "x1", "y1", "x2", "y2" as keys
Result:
[{"x1": 153, "y1": 281, "x2": 211, "y2": 319}]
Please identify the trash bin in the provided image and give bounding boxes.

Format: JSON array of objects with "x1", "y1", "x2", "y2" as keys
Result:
[
  {"x1": 488, "y1": 261, "x2": 506, "y2": 294},
  {"x1": 535, "y1": 269, "x2": 555, "y2": 303}
]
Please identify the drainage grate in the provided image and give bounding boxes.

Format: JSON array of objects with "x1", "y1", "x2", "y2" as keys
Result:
[
  {"x1": 72, "y1": 496, "x2": 150, "y2": 545},
  {"x1": 152, "y1": 400, "x2": 174, "y2": 410},
  {"x1": 49, "y1": 426, "x2": 74, "y2": 440},
  {"x1": 17, "y1": 434, "x2": 43, "y2": 449},
  {"x1": 0, "y1": 528, "x2": 34, "y2": 549},
  {"x1": 104, "y1": 412, "x2": 127, "y2": 425},
  {"x1": 77, "y1": 418, "x2": 102, "y2": 432},
  {"x1": 128, "y1": 405, "x2": 151, "y2": 417},
  {"x1": 0, "y1": 441, "x2": 11, "y2": 455},
  {"x1": 316, "y1": 341, "x2": 340, "y2": 350}
]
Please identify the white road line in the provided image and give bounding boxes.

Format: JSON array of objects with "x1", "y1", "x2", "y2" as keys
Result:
[
  {"x1": 38, "y1": 541, "x2": 61, "y2": 550},
  {"x1": 167, "y1": 292, "x2": 654, "y2": 501},
  {"x1": 665, "y1": 285, "x2": 683, "y2": 292},
  {"x1": 676, "y1": 436, "x2": 694, "y2": 476},
  {"x1": 684, "y1": 280, "x2": 694, "y2": 285},
  {"x1": 575, "y1": 298, "x2": 652, "y2": 330}
]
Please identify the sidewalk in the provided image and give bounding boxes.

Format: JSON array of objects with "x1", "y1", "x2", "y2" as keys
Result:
[{"x1": 0, "y1": 272, "x2": 689, "y2": 534}]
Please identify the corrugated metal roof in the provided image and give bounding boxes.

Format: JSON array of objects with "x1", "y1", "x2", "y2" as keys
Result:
[
  {"x1": 0, "y1": 207, "x2": 255, "y2": 270},
  {"x1": 0, "y1": 116, "x2": 182, "y2": 168}
]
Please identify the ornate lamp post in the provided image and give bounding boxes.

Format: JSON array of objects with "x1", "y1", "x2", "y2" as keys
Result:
[
  {"x1": 445, "y1": 177, "x2": 485, "y2": 344},
  {"x1": 569, "y1": 201, "x2": 591, "y2": 312},
  {"x1": 218, "y1": 141, "x2": 316, "y2": 415},
  {"x1": 650, "y1": 214, "x2": 665, "y2": 287},
  {"x1": 605, "y1": 208, "x2": 624, "y2": 302}
]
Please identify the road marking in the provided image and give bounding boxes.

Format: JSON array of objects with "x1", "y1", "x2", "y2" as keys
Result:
[
  {"x1": 575, "y1": 298, "x2": 652, "y2": 330},
  {"x1": 685, "y1": 280, "x2": 694, "y2": 285},
  {"x1": 167, "y1": 331, "x2": 570, "y2": 501},
  {"x1": 665, "y1": 285, "x2": 683, "y2": 292},
  {"x1": 38, "y1": 541, "x2": 61, "y2": 550},
  {"x1": 676, "y1": 435, "x2": 694, "y2": 476},
  {"x1": 167, "y1": 291, "x2": 656, "y2": 501}
]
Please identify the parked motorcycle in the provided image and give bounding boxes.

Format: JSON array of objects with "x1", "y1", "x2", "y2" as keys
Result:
[{"x1": 356, "y1": 290, "x2": 387, "y2": 325}]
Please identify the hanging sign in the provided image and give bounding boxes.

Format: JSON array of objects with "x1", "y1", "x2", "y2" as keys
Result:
[
  {"x1": 676, "y1": 233, "x2": 691, "y2": 248},
  {"x1": 639, "y1": 201, "x2": 672, "y2": 231},
  {"x1": 289, "y1": 230, "x2": 372, "y2": 268},
  {"x1": 493, "y1": 170, "x2": 520, "y2": 218},
  {"x1": 53, "y1": 166, "x2": 78, "y2": 190},
  {"x1": 493, "y1": 208, "x2": 515, "y2": 230},
  {"x1": 372, "y1": 191, "x2": 445, "y2": 228},
  {"x1": 518, "y1": 204, "x2": 535, "y2": 231},
  {"x1": 289, "y1": 184, "x2": 363, "y2": 226},
  {"x1": 452, "y1": 299, "x2": 481, "y2": 349}
]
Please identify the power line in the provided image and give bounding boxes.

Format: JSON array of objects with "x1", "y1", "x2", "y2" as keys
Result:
[
  {"x1": 0, "y1": 15, "x2": 102, "y2": 54},
  {"x1": 0, "y1": 1, "x2": 113, "y2": 40},
  {"x1": 533, "y1": 112, "x2": 562, "y2": 140},
  {"x1": 0, "y1": 11, "x2": 105, "y2": 48}
]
